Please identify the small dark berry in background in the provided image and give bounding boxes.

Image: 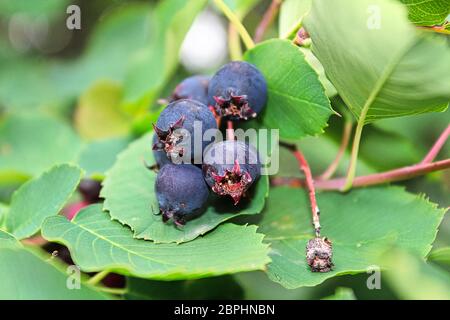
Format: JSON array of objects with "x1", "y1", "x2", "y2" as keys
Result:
[
  {"x1": 156, "y1": 163, "x2": 209, "y2": 226},
  {"x1": 78, "y1": 179, "x2": 102, "y2": 203},
  {"x1": 153, "y1": 99, "x2": 217, "y2": 163},
  {"x1": 203, "y1": 140, "x2": 261, "y2": 205},
  {"x1": 43, "y1": 242, "x2": 74, "y2": 266},
  {"x1": 102, "y1": 273, "x2": 126, "y2": 289},
  {"x1": 306, "y1": 237, "x2": 333, "y2": 273},
  {"x1": 208, "y1": 61, "x2": 267, "y2": 121},
  {"x1": 170, "y1": 75, "x2": 211, "y2": 106}
]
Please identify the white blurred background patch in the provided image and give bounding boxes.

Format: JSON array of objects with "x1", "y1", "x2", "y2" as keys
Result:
[{"x1": 180, "y1": 9, "x2": 228, "y2": 73}]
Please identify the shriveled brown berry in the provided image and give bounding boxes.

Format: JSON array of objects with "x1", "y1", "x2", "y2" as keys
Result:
[{"x1": 306, "y1": 237, "x2": 333, "y2": 273}]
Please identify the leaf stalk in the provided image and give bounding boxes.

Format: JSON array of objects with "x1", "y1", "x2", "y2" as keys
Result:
[
  {"x1": 87, "y1": 269, "x2": 110, "y2": 286},
  {"x1": 214, "y1": 0, "x2": 255, "y2": 50}
]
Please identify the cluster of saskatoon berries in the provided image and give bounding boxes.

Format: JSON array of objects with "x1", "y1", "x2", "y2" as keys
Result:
[{"x1": 152, "y1": 61, "x2": 267, "y2": 227}]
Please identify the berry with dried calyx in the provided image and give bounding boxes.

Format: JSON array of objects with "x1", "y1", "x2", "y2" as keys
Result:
[
  {"x1": 152, "y1": 134, "x2": 171, "y2": 168},
  {"x1": 202, "y1": 140, "x2": 261, "y2": 204},
  {"x1": 208, "y1": 61, "x2": 267, "y2": 121},
  {"x1": 153, "y1": 99, "x2": 217, "y2": 163},
  {"x1": 155, "y1": 163, "x2": 209, "y2": 226}
]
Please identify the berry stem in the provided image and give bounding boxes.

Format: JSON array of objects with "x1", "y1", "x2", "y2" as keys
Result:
[
  {"x1": 214, "y1": 0, "x2": 255, "y2": 50},
  {"x1": 87, "y1": 270, "x2": 110, "y2": 286},
  {"x1": 226, "y1": 120, "x2": 235, "y2": 141},
  {"x1": 319, "y1": 120, "x2": 353, "y2": 180},
  {"x1": 421, "y1": 124, "x2": 450, "y2": 164},
  {"x1": 254, "y1": 0, "x2": 282, "y2": 43},
  {"x1": 282, "y1": 143, "x2": 321, "y2": 237}
]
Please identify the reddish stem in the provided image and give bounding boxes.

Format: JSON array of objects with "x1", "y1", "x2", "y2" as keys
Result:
[
  {"x1": 208, "y1": 105, "x2": 222, "y2": 128},
  {"x1": 270, "y1": 176, "x2": 303, "y2": 187},
  {"x1": 287, "y1": 145, "x2": 321, "y2": 237},
  {"x1": 422, "y1": 124, "x2": 450, "y2": 164},
  {"x1": 254, "y1": 0, "x2": 282, "y2": 43},
  {"x1": 272, "y1": 158, "x2": 450, "y2": 191},
  {"x1": 226, "y1": 120, "x2": 234, "y2": 140},
  {"x1": 21, "y1": 235, "x2": 47, "y2": 246},
  {"x1": 319, "y1": 121, "x2": 353, "y2": 180},
  {"x1": 316, "y1": 158, "x2": 450, "y2": 190}
]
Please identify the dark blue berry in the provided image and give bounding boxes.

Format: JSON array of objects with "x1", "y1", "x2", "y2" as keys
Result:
[
  {"x1": 78, "y1": 179, "x2": 101, "y2": 203},
  {"x1": 156, "y1": 163, "x2": 209, "y2": 226},
  {"x1": 208, "y1": 61, "x2": 267, "y2": 121},
  {"x1": 202, "y1": 140, "x2": 261, "y2": 204},
  {"x1": 170, "y1": 75, "x2": 211, "y2": 106},
  {"x1": 153, "y1": 99, "x2": 217, "y2": 163}
]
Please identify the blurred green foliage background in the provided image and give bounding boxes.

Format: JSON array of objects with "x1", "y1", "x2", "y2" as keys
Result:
[{"x1": 0, "y1": 0, "x2": 449, "y2": 300}]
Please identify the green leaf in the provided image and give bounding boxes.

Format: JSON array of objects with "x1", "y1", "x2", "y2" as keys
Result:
[
  {"x1": 244, "y1": 39, "x2": 333, "y2": 141},
  {"x1": 0, "y1": 203, "x2": 8, "y2": 228},
  {"x1": 260, "y1": 186, "x2": 446, "y2": 288},
  {"x1": 383, "y1": 249, "x2": 450, "y2": 299},
  {"x1": 75, "y1": 81, "x2": 132, "y2": 140},
  {"x1": 304, "y1": 0, "x2": 450, "y2": 124},
  {"x1": 126, "y1": 275, "x2": 243, "y2": 299},
  {"x1": 374, "y1": 112, "x2": 450, "y2": 158},
  {"x1": 428, "y1": 247, "x2": 450, "y2": 265},
  {"x1": 122, "y1": 0, "x2": 208, "y2": 113},
  {"x1": 5, "y1": 164, "x2": 82, "y2": 240},
  {"x1": 300, "y1": 48, "x2": 337, "y2": 98},
  {"x1": 234, "y1": 271, "x2": 314, "y2": 299},
  {"x1": 54, "y1": 4, "x2": 152, "y2": 99},
  {"x1": 358, "y1": 126, "x2": 422, "y2": 171},
  {"x1": 322, "y1": 287, "x2": 356, "y2": 300},
  {"x1": 399, "y1": 0, "x2": 450, "y2": 26},
  {"x1": 0, "y1": 0, "x2": 69, "y2": 19},
  {"x1": 0, "y1": 113, "x2": 82, "y2": 180},
  {"x1": 0, "y1": 59, "x2": 69, "y2": 112},
  {"x1": 278, "y1": 0, "x2": 312, "y2": 38},
  {"x1": 0, "y1": 245, "x2": 109, "y2": 299},
  {"x1": 0, "y1": 4, "x2": 152, "y2": 113},
  {"x1": 0, "y1": 229, "x2": 19, "y2": 248},
  {"x1": 77, "y1": 137, "x2": 130, "y2": 179},
  {"x1": 101, "y1": 133, "x2": 269, "y2": 244},
  {"x1": 42, "y1": 204, "x2": 271, "y2": 280}
]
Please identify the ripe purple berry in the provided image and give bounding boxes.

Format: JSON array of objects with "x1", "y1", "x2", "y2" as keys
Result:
[
  {"x1": 208, "y1": 61, "x2": 267, "y2": 121},
  {"x1": 202, "y1": 140, "x2": 261, "y2": 204},
  {"x1": 78, "y1": 179, "x2": 101, "y2": 203},
  {"x1": 170, "y1": 75, "x2": 211, "y2": 106},
  {"x1": 156, "y1": 163, "x2": 209, "y2": 226},
  {"x1": 153, "y1": 99, "x2": 217, "y2": 163}
]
